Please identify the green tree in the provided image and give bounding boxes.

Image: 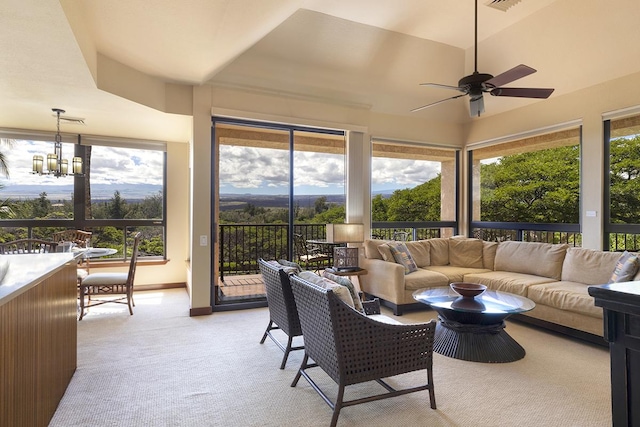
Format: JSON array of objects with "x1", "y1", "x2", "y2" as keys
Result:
[
  {"x1": 108, "y1": 190, "x2": 127, "y2": 219},
  {"x1": 385, "y1": 175, "x2": 442, "y2": 221},
  {"x1": 610, "y1": 136, "x2": 640, "y2": 224},
  {"x1": 480, "y1": 145, "x2": 580, "y2": 223},
  {"x1": 32, "y1": 192, "x2": 52, "y2": 218}
]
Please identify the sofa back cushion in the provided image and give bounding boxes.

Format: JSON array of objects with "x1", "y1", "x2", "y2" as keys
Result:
[
  {"x1": 482, "y1": 241, "x2": 498, "y2": 270},
  {"x1": 404, "y1": 240, "x2": 430, "y2": 267},
  {"x1": 429, "y1": 238, "x2": 450, "y2": 266},
  {"x1": 561, "y1": 247, "x2": 622, "y2": 285},
  {"x1": 363, "y1": 239, "x2": 387, "y2": 260},
  {"x1": 448, "y1": 238, "x2": 484, "y2": 268},
  {"x1": 494, "y1": 241, "x2": 568, "y2": 280}
]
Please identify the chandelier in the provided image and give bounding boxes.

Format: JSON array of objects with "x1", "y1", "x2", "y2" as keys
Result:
[{"x1": 32, "y1": 108, "x2": 83, "y2": 177}]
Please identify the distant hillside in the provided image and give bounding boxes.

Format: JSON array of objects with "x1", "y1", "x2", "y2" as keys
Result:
[
  {"x1": 1, "y1": 183, "x2": 162, "y2": 201},
  {"x1": 219, "y1": 193, "x2": 348, "y2": 211}
]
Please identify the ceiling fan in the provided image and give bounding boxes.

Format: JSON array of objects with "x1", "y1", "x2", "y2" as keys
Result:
[{"x1": 411, "y1": 0, "x2": 554, "y2": 117}]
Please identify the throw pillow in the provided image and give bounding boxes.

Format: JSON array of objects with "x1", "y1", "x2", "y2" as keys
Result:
[
  {"x1": 377, "y1": 244, "x2": 395, "y2": 262},
  {"x1": 387, "y1": 241, "x2": 419, "y2": 274},
  {"x1": 609, "y1": 251, "x2": 640, "y2": 283},
  {"x1": 322, "y1": 271, "x2": 364, "y2": 313},
  {"x1": 298, "y1": 271, "x2": 355, "y2": 308}
]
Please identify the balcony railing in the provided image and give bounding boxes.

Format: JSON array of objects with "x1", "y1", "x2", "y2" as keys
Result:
[{"x1": 470, "y1": 222, "x2": 582, "y2": 246}]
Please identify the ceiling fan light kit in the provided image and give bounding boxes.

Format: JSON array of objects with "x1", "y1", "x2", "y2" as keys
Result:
[{"x1": 412, "y1": 0, "x2": 554, "y2": 117}]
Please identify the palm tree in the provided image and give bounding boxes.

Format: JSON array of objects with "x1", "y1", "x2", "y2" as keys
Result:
[{"x1": 0, "y1": 138, "x2": 12, "y2": 178}]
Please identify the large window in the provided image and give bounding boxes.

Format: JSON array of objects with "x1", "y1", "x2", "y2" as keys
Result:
[
  {"x1": 469, "y1": 127, "x2": 581, "y2": 243},
  {"x1": 605, "y1": 114, "x2": 640, "y2": 251},
  {"x1": 371, "y1": 141, "x2": 458, "y2": 240},
  {"x1": 0, "y1": 131, "x2": 166, "y2": 259}
]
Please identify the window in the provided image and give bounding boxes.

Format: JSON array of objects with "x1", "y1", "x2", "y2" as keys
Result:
[
  {"x1": 605, "y1": 114, "x2": 640, "y2": 251},
  {"x1": 0, "y1": 131, "x2": 166, "y2": 259},
  {"x1": 469, "y1": 127, "x2": 581, "y2": 243},
  {"x1": 371, "y1": 141, "x2": 458, "y2": 240}
]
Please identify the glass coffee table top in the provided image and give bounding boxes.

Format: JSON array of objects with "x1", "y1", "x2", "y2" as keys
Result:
[{"x1": 413, "y1": 286, "x2": 535, "y2": 315}]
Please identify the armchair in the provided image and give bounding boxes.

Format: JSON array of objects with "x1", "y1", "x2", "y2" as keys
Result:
[
  {"x1": 257, "y1": 258, "x2": 304, "y2": 369},
  {"x1": 289, "y1": 274, "x2": 437, "y2": 427}
]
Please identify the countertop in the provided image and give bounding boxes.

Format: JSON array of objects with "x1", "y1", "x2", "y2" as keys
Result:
[{"x1": 0, "y1": 253, "x2": 79, "y2": 306}]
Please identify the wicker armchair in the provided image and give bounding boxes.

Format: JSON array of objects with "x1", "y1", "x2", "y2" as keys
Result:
[
  {"x1": 0, "y1": 238, "x2": 58, "y2": 254},
  {"x1": 289, "y1": 274, "x2": 437, "y2": 427},
  {"x1": 257, "y1": 258, "x2": 304, "y2": 369}
]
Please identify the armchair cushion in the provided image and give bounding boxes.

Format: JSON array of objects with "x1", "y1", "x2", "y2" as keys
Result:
[
  {"x1": 298, "y1": 271, "x2": 355, "y2": 309},
  {"x1": 321, "y1": 270, "x2": 364, "y2": 313},
  {"x1": 277, "y1": 259, "x2": 303, "y2": 274}
]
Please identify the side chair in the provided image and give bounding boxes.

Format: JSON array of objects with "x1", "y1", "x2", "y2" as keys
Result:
[
  {"x1": 52, "y1": 229, "x2": 92, "y2": 247},
  {"x1": 293, "y1": 233, "x2": 330, "y2": 272},
  {"x1": 78, "y1": 232, "x2": 141, "y2": 320},
  {"x1": 0, "y1": 238, "x2": 58, "y2": 254},
  {"x1": 289, "y1": 274, "x2": 437, "y2": 427},
  {"x1": 257, "y1": 258, "x2": 304, "y2": 369}
]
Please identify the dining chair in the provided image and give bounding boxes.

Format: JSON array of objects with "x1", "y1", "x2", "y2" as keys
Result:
[
  {"x1": 78, "y1": 232, "x2": 141, "y2": 320},
  {"x1": 52, "y1": 229, "x2": 92, "y2": 247},
  {"x1": 0, "y1": 238, "x2": 58, "y2": 254}
]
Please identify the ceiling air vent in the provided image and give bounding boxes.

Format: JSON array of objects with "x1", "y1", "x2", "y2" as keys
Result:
[{"x1": 485, "y1": 0, "x2": 523, "y2": 12}]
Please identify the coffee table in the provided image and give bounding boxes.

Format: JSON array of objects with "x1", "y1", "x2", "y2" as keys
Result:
[{"x1": 413, "y1": 286, "x2": 535, "y2": 363}]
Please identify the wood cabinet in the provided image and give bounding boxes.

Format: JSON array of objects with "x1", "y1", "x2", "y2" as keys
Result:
[
  {"x1": 589, "y1": 282, "x2": 640, "y2": 427},
  {"x1": 0, "y1": 254, "x2": 78, "y2": 427}
]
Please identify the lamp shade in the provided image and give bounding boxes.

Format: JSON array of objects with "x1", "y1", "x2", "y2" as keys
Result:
[{"x1": 326, "y1": 223, "x2": 364, "y2": 243}]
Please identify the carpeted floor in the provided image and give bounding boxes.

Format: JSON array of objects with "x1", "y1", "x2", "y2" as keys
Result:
[{"x1": 49, "y1": 288, "x2": 611, "y2": 427}]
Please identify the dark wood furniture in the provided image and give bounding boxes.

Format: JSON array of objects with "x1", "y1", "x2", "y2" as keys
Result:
[
  {"x1": 413, "y1": 286, "x2": 535, "y2": 363},
  {"x1": 0, "y1": 238, "x2": 58, "y2": 254},
  {"x1": 589, "y1": 282, "x2": 640, "y2": 426},
  {"x1": 0, "y1": 254, "x2": 78, "y2": 427},
  {"x1": 257, "y1": 258, "x2": 304, "y2": 369},
  {"x1": 289, "y1": 274, "x2": 437, "y2": 427}
]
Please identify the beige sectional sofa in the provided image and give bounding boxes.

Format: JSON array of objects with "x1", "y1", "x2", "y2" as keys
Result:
[{"x1": 359, "y1": 237, "x2": 636, "y2": 341}]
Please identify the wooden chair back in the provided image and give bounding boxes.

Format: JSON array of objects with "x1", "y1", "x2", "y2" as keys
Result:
[{"x1": 0, "y1": 239, "x2": 58, "y2": 254}]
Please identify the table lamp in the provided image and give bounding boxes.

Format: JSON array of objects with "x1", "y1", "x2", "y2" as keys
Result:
[{"x1": 326, "y1": 223, "x2": 364, "y2": 270}]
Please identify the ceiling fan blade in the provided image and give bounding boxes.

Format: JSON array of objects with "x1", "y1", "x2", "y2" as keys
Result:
[
  {"x1": 469, "y1": 96, "x2": 484, "y2": 117},
  {"x1": 411, "y1": 94, "x2": 467, "y2": 113},
  {"x1": 490, "y1": 87, "x2": 555, "y2": 99},
  {"x1": 486, "y1": 64, "x2": 536, "y2": 88},
  {"x1": 419, "y1": 82, "x2": 466, "y2": 93}
]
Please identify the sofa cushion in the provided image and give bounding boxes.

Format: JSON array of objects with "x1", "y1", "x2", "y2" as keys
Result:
[
  {"x1": 298, "y1": 271, "x2": 355, "y2": 308},
  {"x1": 404, "y1": 269, "x2": 450, "y2": 290},
  {"x1": 428, "y1": 238, "x2": 450, "y2": 266},
  {"x1": 482, "y1": 241, "x2": 498, "y2": 270},
  {"x1": 464, "y1": 271, "x2": 557, "y2": 296},
  {"x1": 405, "y1": 240, "x2": 430, "y2": 267},
  {"x1": 609, "y1": 251, "x2": 640, "y2": 283},
  {"x1": 387, "y1": 242, "x2": 419, "y2": 274},
  {"x1": 425, "y1": 265, "x2": 491, "y2": 283},
  {"x1": 494, "y1": 241, "x2": 568, "y2": 280},
  {"x1": 364, "y1": 239, "x2": 388, "y2": 260},
  {"x1": 449, "y1": 238, "x2": 484, "y2": 268},
  {"x1": 527, "y1": 281, "x2": 602, "y2": 318},
  {"x1": 560, "y1": 247, "x2": 621, "y2": 285}
]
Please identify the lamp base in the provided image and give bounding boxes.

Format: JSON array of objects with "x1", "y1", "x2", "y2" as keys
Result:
[{"x1": 333, "y1": 247, "x2": 359, "y2": 270}]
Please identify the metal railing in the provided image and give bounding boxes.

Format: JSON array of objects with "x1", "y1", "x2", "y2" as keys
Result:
[{"x1": 470, "y1": 222, "x2": 582, "y2": 246}]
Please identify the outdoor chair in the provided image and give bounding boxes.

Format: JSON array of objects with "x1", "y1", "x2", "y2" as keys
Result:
[
  {"x1": 392, "y1": 230, "x2": 410, "y2": 241},
  {"x1": 257, "y1": 258, "x2": 305, "y2": 369},
  {"x1": 52, "y1": 229, "x2": 92, "y2": 247},
  {"x1": 0, "y1": 238, "x2": 58, "y2": 254},
  {"x1": 289, "y1": 274, "x2": 437, "y2": 427},
  {"x1": 78, "y1": 232, "x2": 141, "y2": 320},
  {"x1": 293, "y1": 233, "x2": 330, "y2": 272}
]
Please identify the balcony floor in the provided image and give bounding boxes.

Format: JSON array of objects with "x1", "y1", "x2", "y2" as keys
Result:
[{"x1": 218, "y1": 274, "x2": 265, "y2": 301}]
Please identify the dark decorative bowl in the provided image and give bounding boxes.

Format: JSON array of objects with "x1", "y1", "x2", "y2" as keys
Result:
[{"x1": 450, "y1": 282, "x2": 487, "y2": 298}]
